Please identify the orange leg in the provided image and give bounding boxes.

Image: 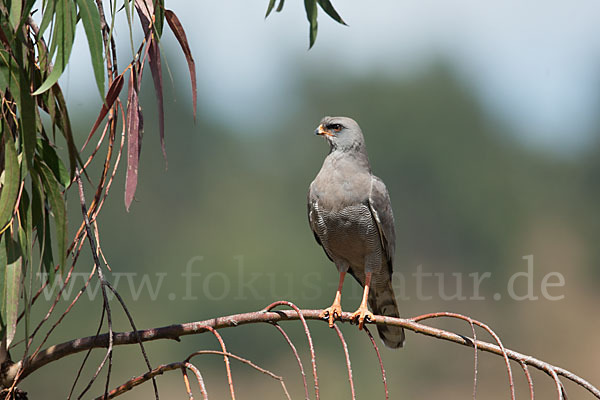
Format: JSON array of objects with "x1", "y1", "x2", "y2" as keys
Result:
[
  {"x1": 319, "y1": 271, "x2": 346, "y2": 328},
  {"x1": 351, "y1": 271, "x2": 374, "y2": 330}
]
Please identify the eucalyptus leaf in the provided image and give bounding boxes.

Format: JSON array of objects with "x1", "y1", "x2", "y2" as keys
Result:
[
  {"x1": 304, "y1": 0, "x2": 318, "y2": 49},
  {"x1": 9, "y1": 0, "x2": 22, "y2": 32},
  {"x1": 75, "y1": 0, "x2": 105, "y2": 98},
  {"x1": 317, "y1": 0, "x2": 347, "y2": 25},
  {"x1": 0, "y1": 126, "x2": 21, "y2": 234},
  {"x1": 36, "y1": 161, "x2": 67, "y2": 273},
  {"x1": 265, "y1": 0, "x2": 276, "y2": 18},
  {"x1": 2, "y1": 233, "x2": 22, "y2": 348},
  {"x1": 33, "y1": 0, "x2": 76, "y2": 95},
  {"x1": 38, "y1": 139, "x2": 70, "y2": 187}
]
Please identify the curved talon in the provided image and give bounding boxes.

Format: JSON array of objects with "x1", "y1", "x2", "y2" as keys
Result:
[
  {"x1": 320, "y1": 304, "x2": 343, "y2": 328},
  {"x1": 351, "y1": 307, "x2": 374, "y2": 330}
]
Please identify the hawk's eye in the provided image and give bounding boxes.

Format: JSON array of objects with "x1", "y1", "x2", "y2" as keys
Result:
[{"x1": 328, "y1": 124, "x2": 342, "y2": 132}]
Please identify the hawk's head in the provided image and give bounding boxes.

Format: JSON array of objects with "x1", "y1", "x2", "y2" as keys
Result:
[{"x1": 314, "y1": 116, "x2": 365, "y2": 152}]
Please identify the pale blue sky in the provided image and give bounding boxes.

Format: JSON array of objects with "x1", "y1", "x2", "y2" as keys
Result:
[{"x1": 60, "y1": 0, "x2": 600, "y2": 154}]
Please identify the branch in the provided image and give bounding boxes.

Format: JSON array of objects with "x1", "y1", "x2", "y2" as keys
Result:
[{"x1": 3, "y1": 308, "x2": 599, "y2": 399}]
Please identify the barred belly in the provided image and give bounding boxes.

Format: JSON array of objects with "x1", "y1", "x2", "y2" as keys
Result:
[{"x1": 315, "y1": 204, "x2": 382, "y2": 270}]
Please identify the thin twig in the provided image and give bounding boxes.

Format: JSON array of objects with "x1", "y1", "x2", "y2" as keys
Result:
[
  {"x1": 519, "y1": 360, "x2": 535, "y2": 400},
  {"x1": 271, "y1": 323, "x2": 310, "y2": 400},
  {"x1": 186, "y1": 326, "x2": 235, "y2": 400},
  {"x1": 332, "y1": 325, "x2": 355, "y2": 399},
  {"x1": 264, "y1": 301, "x2": 320, "y2": 400},
  {"x1": 468, "y1": 317, "x2": 478, "y2": 399},
  {"x1": 68, "y1": 302, "x2": 106, "y2": 400},
  {"x1": 75, "y1": 171, "x2": 115, "y2": 400},
  {"x1": 414, "y1": 312, "x2": 515, "y2": 400},
  {"x1": 184, "y1": 363, "x2": 208, "y2": 400},
  {"x1": 188, "y1": 350, "x2": 291, "y2": 400},
  {"x1": 364, "y1": 326, "x2": 388, "y2": 400},
  {"x1": 548, "y1": 366, "x2": 566, "y2": 400},
  {"x1": 93, "y1": 362, "x2": 182, "y2": 400},
  {"x1": 181, "y1": 367, "x2": 193, "y2": 400}
]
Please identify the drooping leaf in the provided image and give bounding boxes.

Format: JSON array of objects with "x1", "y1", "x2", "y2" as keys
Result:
[
  {"x1": 81, "y1": 73, "x2": 124, "y2": 150},
  {"x1": 36, "y1": 160, "x2": 67, "y2": 273},
  {"x1": 17, "y1": 189, "x2": 32, "y2": 270},
  {"x1": 148, "y1": 36, "x2": 166, "y2": 163},
  {"x1": 154, "y1": 0, "x2": 164, "y2": 36},
  {"x1": 317, "y1": 0, "x2": 347, "y2": 25},
  {"x1": 17, "y1": 190, "x2": 31, "y2": 339},
  {"x1": 51, "y1": 85, "x2": 84, "y2": 179},
  {"x1": 74, "y1": 0, "x2": 105, "y2": 98},
  {"x1": 134, "y1": 0, "x2": 153, "y2": 31},
  {"x1": 39, "y1": 0, "x2": 56, "y2": 35},
  {"x1": 135, "y1": 0, "x2": 166, "y2": 163},
  {"x1": 38, "y1": 139, "x2": 70, "y2": 187},
  {"x1": 125, "y1": 68, "x2": 140, "y2": 211},
  {"x1": 18, "y1": 59, "x2": 37, "y2": 171},
  {"x1": 0, "y1": 47, "x2": 37, "y2": 171},
  {"x1": 31, "y1": 170, "x2": 55, "y2": 283},
  {"x1": 0, "y1": 49, "x2": 22, "y2": 116},
  {"x1": 122, "y1": 0, "x2": 136, "y2": 55},
  {"x1": 0, "y1": 232, "x2": 5, "y2": 331},
  {"x1": 165, "y1": 9, "x2": 196, "y2": 121},
  {"x1": 265, "y1": 0, "x2": 276, "y2": 18},
  {"x1": 19, "y1": 0, "x2": 37, "y2": 32},
  {"x1": 0, "y1": 126, "x2": 21, "y2": 234},
  {"x1": 304, "y1": 0, "x2": 318, "y2": 49},
  {"x1": 41, "y1": 209, "x2": 55, "y2": 283},
  {"x1": 1, "y1": 233, "x2": 22, "y2": 347},
  {"x1": 9, "y1": 0, "x2": 23, "y2": 32},
  {"x1": 276, "y1": 0, "x2": 285, "y2": 12},
  {"x1": 33, "y1": 0, "x2": 76, "y2": 95}
]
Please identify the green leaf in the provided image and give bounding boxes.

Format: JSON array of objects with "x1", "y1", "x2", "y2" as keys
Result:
[
  {"x1": 0, "y1": 233, "x2": 5, "y2": 332},
  {"x1": 0, "y1": 49, "x2": 22, "y2": 109},
  {"x1": 9, "y1": 0, "x2": 23, "y2": 32},
  {"x1": 31, "y1": 171, "x2": 55, "y2": 283},
  {"x1": 36, "y1": 161, "x2": 67, "y2": 273},
  {"x1": 19, "y1": 63, "x2": 37, "y2": 172},
  {"x1": 317, "y1": 0, "x2": 347, "y2": 25},
  {"x1": 75, "y1": 0, "x2": 105, "y2": 98},
  {"x1": 0, "y1": 126, "x2": 21, "y2": 234},
  {"x1": 0, "y1": 48, "x2": 37, "y2": 171},
  {"x1": 276, "y1": 0, "x2": 285, "y2": 12},
  {"x1": 33, "y1": 0, "x2": 76, "y2": 95},
  {"x1": 304, "y1": 0, "x2": 318, "y2": 49},
  {"x1": 38, "y1": 139, "x2": 70, "y2": 187},
  {"x1": 51, "y1": 85, "x2": 82, "y2": 180},
  {"x1": 265, "y1": 0, "x2": 276, "y2": 18},
  {"x1": 17, "y1": 189, "x2": 32, "y2": 268},
  {"x1": 122, "y1": 0, "x2": 136, "y2": 56},
  {"x1": 39, "y1": 0, "x2": 56, "y2": 35},
  {"x1": 1, "y1": 232, "x2": 22, "y2": 348},
  {"x1": 154, "y1": 0, "x2": 164, "y2": 36}
]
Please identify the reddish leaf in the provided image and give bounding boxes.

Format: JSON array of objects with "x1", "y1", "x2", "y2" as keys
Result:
[
  {"x1": 165, "y1": 9, "x2": 197, "y2": 121},
  {"x1": 125, "y1": 68, "x2": 141, "y2": 211},
  {"x1": 148, "y1": 36, "x2": 166, "y2": 164},
  {"x1": 135, "y1": 0, "x2": 166, "y2": 165},
  {"x1": 134, "y1": 0, "x2": 154, "y2": 28},
  {"x1": 81, "y1": 73, "x2": 124, "y2": 151}
]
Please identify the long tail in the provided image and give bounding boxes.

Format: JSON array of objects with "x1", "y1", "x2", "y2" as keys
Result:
[{"x1": 368, "y1": 280, "x2": 405, "y2": 349}]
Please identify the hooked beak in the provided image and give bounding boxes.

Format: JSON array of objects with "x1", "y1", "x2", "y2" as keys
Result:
[{"x1": 315, "y1": 124, "x2": 334, "y2": 137}]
